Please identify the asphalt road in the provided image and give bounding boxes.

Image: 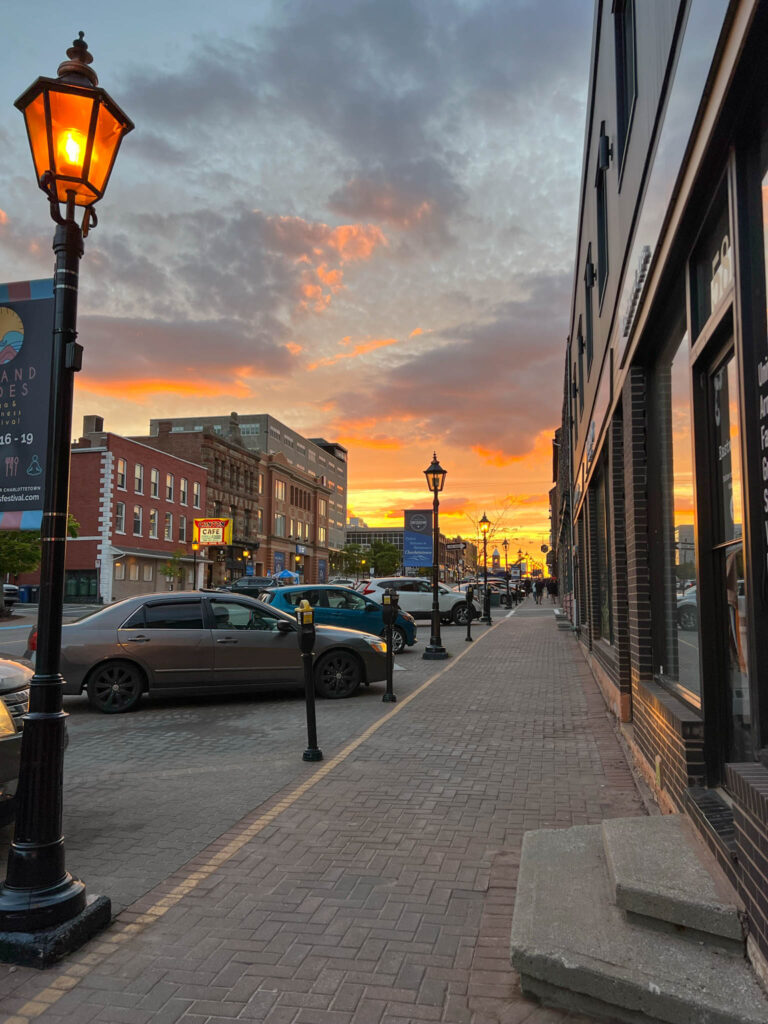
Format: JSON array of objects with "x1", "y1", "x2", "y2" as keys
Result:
[{"x1": 0, "y1": 613, "x2": 503, "y2": 914}]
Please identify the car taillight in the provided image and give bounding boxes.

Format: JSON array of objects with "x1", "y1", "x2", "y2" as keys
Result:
[{"x1": 28, "y1": 629, "x2": 37, "y2": 652}]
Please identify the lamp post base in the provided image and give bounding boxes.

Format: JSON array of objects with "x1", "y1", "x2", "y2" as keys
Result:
[
  {"x1": 302, "y1": 748, "x2": 323, "y2": 762},
  {"x1": 382, "y1": 692, "x2": 397, "y2": 702},
  {"x1": 422, "y1": 645, "x2": 449, "y2": 660},
  {"x1": 0, "y1": 892, "x2": 110, "y2": 969}
]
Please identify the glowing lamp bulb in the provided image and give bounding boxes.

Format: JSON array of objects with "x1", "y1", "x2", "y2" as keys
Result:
[{"x1": 59, "y1": 129, "x2": 86, "y2": 170}]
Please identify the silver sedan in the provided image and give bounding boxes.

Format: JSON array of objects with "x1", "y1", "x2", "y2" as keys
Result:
[{"x1": 26, "y1": 591, "x2": 388, "y2": 713}]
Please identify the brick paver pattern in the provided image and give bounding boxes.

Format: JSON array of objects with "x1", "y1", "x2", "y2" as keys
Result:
[{"x1": 0, "y1": 609, "x2": 646, "y2": 1024}]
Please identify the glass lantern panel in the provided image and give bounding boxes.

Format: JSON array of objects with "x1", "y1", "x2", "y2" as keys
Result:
[
  {"x1": 48, "y1": 89, "x2": 95, "y2": 177},
  {"x1": 88, "y1": 101, "x2": 123, "y2": 194},
  {"x1": 22, "y1": 92, "x2": 51, "y2": 183}
]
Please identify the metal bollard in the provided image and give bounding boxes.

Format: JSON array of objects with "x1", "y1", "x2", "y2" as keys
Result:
[
  {"x1": 297, "y1": 599, "x2": 323, "y2": 761},
  {"x1": 381, "y1": 588, "x2": 398, "y2": 702},
  {"x1": 465, "y1": 584, "x2": 474, "y2": 642}
]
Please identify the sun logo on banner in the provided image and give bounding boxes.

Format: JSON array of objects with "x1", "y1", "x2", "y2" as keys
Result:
[{"x1": 0, "y1": 307, "x2": 24, "y2": 365}]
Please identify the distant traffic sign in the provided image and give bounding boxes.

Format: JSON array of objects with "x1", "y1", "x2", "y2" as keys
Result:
[{"x1": 446, "y1": 542, "x2": 466, "y2": 550}]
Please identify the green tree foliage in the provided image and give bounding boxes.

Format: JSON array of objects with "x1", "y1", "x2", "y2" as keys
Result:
[
  {"x1": 0, "y1": 513, "x2": 80, "y2": 611},
  {"x1": 161, "y1": 549, "x2": 187, "y2": 588},
  {"x1": 370, "y1": 541, "x2": 400, "y2": 577}
]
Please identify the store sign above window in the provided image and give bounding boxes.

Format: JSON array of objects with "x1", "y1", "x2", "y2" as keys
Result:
[{"x1": 193, "y1": 517, "x2": 233, "y2": 545}]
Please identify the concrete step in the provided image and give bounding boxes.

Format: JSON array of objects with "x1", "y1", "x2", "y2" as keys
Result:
[
  {"x1": 603, "y1": 815, "x2": 745, "y2": 944},
  {"x1": 510, "y1": 824, "x2": 768, "y2": 1024}
]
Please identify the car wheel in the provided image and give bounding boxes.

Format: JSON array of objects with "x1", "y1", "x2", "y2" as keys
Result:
[
  {"x1": 381, "y1": 626, "x2": 407, "y2": 654},
  {"x1": 314, "y1": 651, "x2": 362, "y2": 699},
  {"x1": 678, "y1": 606, "x2": 698, "y2": 631},
  {"x1": 86, "y1": 660, "x2": 145, "y2": 713},
  {"x1": 452, "y1": 602, "x2": 469, "y2": 625}
]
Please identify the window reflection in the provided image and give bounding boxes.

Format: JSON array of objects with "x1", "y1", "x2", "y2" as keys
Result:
[{"x1": 652, "y1": 330, "x2": 701, "y2": 703}]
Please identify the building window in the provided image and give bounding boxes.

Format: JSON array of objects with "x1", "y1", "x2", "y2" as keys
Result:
[
  {"x1": 116, "y1": 458, "x2": 127, "y2": 490},
  {"x1": 596, "y1": 123, "x2": 609, "y2": 301},
  {"x1": 577, "y1": 317, "x2": 585, "y2": 415},
  {"x1": 180, "y1": 477, "x2": 188, "y2": 505},
  {"x1": 115, "y1": 561, "x2": 125, "y2": 580},
  {"x1": 115, "y1": 502, "x2": 125, "y2": 534},
  {"x1": 649, "y1": 319, "x2": 700, "y2": 706},
  {"x1": 275, "y1": 513, "x2": 286, "y2": 538},
  {"x1": 258, "y1": 473, "x2": 264, "y2": 495},
  {"x1": 164, "y1": 512, "x2": 173, "y2": 541},
  {"x1": 257, "y1": 508, "x2": 264, "y2": 533},
  {"x1": 133, "y1": 505, "x2": 143, "y2": 536},
  {"x1": 129, "y1": 562, "x2": 140, "y2": 581},
  {"x1": 318, "y1": 498, "x2": 327, "y2": 517},
  {"x1": 166, "y1": 473, "x2": 174, "y2": 501},
  {"x1": 149, "y1": 508, "x2": 158, "y2": 539},
  {"x1": 275, "y1": 480, "x2": 286, "y2": 501},
  {"x1": 143, "y1": 564, "x2": 154, "y2": 582},
  {"x1": 614, "y1": 0, "x2": 636, "y2": 170},
  {"x1": 594, "y1": 466, "x2": 613, "y2": 643},
  {"x1": 193, "y1": 481, "x2": 201, "y2": 508},
  {"x1": 584, "y1": 246, "x2": 595, "y2": 373},
  {"x1": 134, "y1": 463, "x2": 144, "y2": 494},
  {"x1": 150, "y1": 468, "x2": 159, "y2": 498},
  {"x1": 179, "y1": 516, "x2": 187, "y2": 542},
  {"x1": 319, "y1": 526, "x2": 327, "y2": 544}
]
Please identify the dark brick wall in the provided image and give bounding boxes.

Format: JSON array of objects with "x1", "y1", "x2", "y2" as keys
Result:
[
  {"x1": 609, "y1": 411, "x2": 631, "y2": 713},
  {"x1": 586, "y1": 487, "x2": 600, "y2": 650},
  {"x1": 622, "y1": 367, "x2": 653, "y2": 687},
  {"x1": 633, "y1": 678, "x2": 705, "y2": 804},
  {"x1": 726, "y1": 764, "x2": 768, "y2": 964}
]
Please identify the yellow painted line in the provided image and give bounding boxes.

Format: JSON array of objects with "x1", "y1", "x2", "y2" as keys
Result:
[{"x1": 8, "y1": 623, "x2": 504, "y2": 1022}]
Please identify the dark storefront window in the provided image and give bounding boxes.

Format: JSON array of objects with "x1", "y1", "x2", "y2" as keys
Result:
[
  {"x1": 595, "y1": 467, "x2": 613, "y2": 643},
  {"x1": 710, "y1": 354, "x2": 751, "y2": 762},
  {"x1": 650, "y1": 325, "x2": 701, "y2": 704}
]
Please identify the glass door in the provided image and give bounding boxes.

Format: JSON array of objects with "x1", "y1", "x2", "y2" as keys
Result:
[{"x1": 709, "y1": 350, "x2": 752, "y2": 762}]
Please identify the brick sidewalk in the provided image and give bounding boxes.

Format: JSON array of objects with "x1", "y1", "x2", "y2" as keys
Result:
[{"x1": 0, "y1": 610, "x2": 646, "y2": 1024}]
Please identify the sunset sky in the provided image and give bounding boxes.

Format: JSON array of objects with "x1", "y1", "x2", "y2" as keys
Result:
[{"x1": 0, "y1": 0, "x2": 594, "y2": 558}]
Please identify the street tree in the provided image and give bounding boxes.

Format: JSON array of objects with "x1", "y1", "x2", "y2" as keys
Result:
[
  {"x1": 370, "y1": 541, "x2": 400, "y2": 577},
  {"x1": 0, "y1": 514, "x2": 80, "y2": 613}
]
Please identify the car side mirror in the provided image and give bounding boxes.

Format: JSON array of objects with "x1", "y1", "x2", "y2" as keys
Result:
[{"x1": 276, "y1": 619, "x2": 295, "y2": 633}]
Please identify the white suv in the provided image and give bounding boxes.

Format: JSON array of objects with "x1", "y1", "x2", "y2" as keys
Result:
[{"x1": 358, "y1": 577, "x2": 480, "y2": 625}]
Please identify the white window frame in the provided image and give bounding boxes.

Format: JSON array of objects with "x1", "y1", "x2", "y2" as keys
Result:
[
  {"x1": 149, "y1": 508, "x2": 158, "y2": 539},
  {"x1": 116, "y1": 458, "x2": 127, "y2": 490},
  {"x1": 134, "y1": 463, "x2": 144, "y2": 494},
  {"x1": 150, "y1": 468, "x2": 159, "y2": 498},
  {"x1": 115, "y1": 502, "x2": 126, "y2": 534}
]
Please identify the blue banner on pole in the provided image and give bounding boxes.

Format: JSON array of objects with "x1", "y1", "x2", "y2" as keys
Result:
[
  {"x1": 0, "y1": 279, "x2": 54, "y2": 530},
  {"x1": 403, "y1": 509, "x2": 432, "y2": 568}
]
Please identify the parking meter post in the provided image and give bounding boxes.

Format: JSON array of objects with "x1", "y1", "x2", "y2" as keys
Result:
[
  {"x1": 465, "y1": 584, "x2": 474, "y2": 643},
  {"x1": 296, "y1": 600, "x2": 323, "y2": 761},
  {"x1": 483, "y1": 588, "x2": 492, "y2": 626},
  {"x1": 381, "y1": 588, "x2": 397, "y2": 703}
]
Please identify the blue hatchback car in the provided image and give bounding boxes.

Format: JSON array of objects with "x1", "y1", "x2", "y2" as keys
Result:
[{"x1": 260, "y1": 584, "x2": 418, "y2": 654}]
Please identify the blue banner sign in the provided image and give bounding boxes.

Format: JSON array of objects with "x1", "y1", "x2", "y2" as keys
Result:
[
  {"x1": 0, "y1": 279, "x2": 53, "y2": 530},
  {"x1": 403, "y1": 509, "x2": 432, "y2": 568}
]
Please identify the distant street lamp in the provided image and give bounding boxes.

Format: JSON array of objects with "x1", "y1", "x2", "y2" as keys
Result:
[
  {"x1": 502, "y1": 538, "x2": 510, "y2": 606},
  {"x1": 422, "y1": 453, "x2": 448, "y2": 660},
  {"x1": 192, "y1": 542, "x2": 200, "y2": 587},
  {"x1": 0, "y1": 33, "x2": 133, "y2": 959},
  {"x1": 480, "y1": 513, "x2": 492, "y2": 624}
]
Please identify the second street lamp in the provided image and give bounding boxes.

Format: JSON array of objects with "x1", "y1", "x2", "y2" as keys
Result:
[
  {"x1": 0, "y1": 32, "x2": 133, "y2": 963},
  {"x1": 480, "y1": 512, "x2": 492, "y2": 624},
  {"x1": 503, "y1": 537, "x2": 511, "y2": 606},
  {"x1": 422, "y1": 453, "x2": 448, "y2": 660}
]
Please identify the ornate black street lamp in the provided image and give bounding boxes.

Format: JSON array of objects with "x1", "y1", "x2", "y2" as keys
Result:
[
  {"x1": 502, "y1": 538, "x2": 511, "y2": 606},
  {"x1": 479, "y1": 513, "x2": 492, "y2": 624},
  {"x1": 0, "y1": 34, "x2": 132, "y2": 962},
  {"x1": 422, "y1": 453, "x2": 448, "y2": 660}
]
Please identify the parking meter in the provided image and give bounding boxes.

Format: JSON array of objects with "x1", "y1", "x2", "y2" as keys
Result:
[
  {"x1": 382, "y1": 588, "x2": 398, "y2": 702},
  {"x1": 296, "y1": 600, "x2": 322, "y2": 761},
  {"x1": 465, "y1": 584, "x2": 474, "y2": 643}
]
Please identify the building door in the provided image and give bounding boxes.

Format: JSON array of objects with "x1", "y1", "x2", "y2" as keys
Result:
[{"x1": 707, "y1": 350, "x2": 752, "y2": 764}]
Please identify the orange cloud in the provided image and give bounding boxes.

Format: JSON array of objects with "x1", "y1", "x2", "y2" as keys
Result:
[
  {"x1": 308, "y1": 337, "x2": 399, "y2": 371},
  {"x1": 0, "y1": 210, "x2": 8, "y2": 225},
  {"x1": 326, "y1": 223, "x2": 387, "y2": 262},
  {"x1": 284, "y1": 341, "x2": 303, "y2": 355},
  {"x1": 472, "y1": 445, "x2": 525, "y2": 467},
  {"x1": 410, "y1": 327, "x2": 424, "y2": 337},
  {"x1": 77, "y1": 378, "x2": 252, "y2": 401},
  {"x1": 336, "y1": 435, "x2": 404, "y2": 451},
  {"x1": 316, "y1": 263, "x2": 343, "y2": 289}
]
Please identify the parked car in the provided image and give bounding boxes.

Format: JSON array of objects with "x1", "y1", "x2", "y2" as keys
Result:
[
  {"x1": 0, "y1": 657, "x2": 32, "y2": 825},
  {"x1": 357, "y1": 577, "x2": 481, "y2": 625},
  {"x1": 219, "y1": 576, "x2": 277, "y2": 597},
  {"x1": 25, "y1": 591, "x2": 387, "y2": 713},
  {"x1": 677, "y1": 587, "x2": 698, "y2": 630},
  {"x1": 260, "y1": 584, "x2": 418, "y2": 654},
  {"x1": 3, "y1": 584, "x2": 19, "y2": 608},
  {"x1": 328, "y1": 578, "x2": 357, "y2": 587}
]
